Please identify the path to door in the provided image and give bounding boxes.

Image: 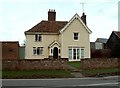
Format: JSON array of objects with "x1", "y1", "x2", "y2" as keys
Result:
[{"x1": 67, "y1": 64, "x2": 84, "y2": 78}]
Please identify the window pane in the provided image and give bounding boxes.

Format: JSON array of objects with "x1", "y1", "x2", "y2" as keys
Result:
[
  {"x1": 37, "y1": 47, "x2": 40, "y2": 55},
  {"x1": 35, "y1": 34, "x2": 38, "y2": 41},
  {"x1": 73, "y1": 49, "x2": 76, "y2": 59},
  {"x1": 74, "y1": 33, "x2": 78, "y2": 40},
  {"x1": 51, "y1": 49, "x2": 53, "y2": 54},
  {"x1": 77, "y1": 49, "x2": 80, "y2": 59},
  {"x1": 40, "y1": 47, "x2": 43, "y2": 55},
  {"x1": 33, "y1": 47, "x2": 36, "y2": 55},
  {"x1": 81, "y1": 48, "x2": 84, "y2": 58},
  {"x1": 39, "y1": 35, "x2": 42, "y2": 41},
  {"x1": 69, "y1": 49, "x2": 72, "y2": 60},
  {"x1": 59, "y1": 49, "x2": 60, "y2": 53}
]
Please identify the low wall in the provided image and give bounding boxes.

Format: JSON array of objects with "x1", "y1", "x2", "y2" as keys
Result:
[
  {"x1": 81, "y1": 58, "x2": 119, "y2": 69},
  {"x1": 2, "y1": 59, "x2": 68, "y2": 70}
]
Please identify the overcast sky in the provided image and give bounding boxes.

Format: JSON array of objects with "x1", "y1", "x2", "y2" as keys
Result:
[{"x1": 0, "y1": 0, "x2": 119, "y2": 45}]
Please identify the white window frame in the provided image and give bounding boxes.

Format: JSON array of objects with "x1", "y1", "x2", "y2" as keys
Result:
[
  {"x1": 33, "y1": 47, "x2": 36, "y2": 55},
  {"x1": 35, "y1": 34, "x2": 42, "y2": 42},
  {"x1": 73, "y1": 33, "x2": 79, "y2": 41},
  {"x1": 68, "y1": 48, "x2": 72, "y2": 60},
  {"x1": 81, "y1": 48, "x2": 84, "y2": 58},
  {"x1": 39, "y1": 47, "x2": 43, "y2": 55},
  {"x1": 33, "y1": 47, "x2": 43, "y2": 55},
  {"x1": 68, "y1": 47, "x2": 84, "y2": 61}
]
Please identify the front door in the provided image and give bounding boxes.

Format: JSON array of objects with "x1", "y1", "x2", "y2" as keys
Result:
[{"x1": 53, "y1": 47, "x2": 58, "y2": 59}]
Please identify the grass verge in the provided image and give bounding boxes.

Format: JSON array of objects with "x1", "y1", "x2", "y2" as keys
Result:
[
  {"x1": 68, "y1": 61, "x2": 81, "y2": 69},
  {"x1": 2, "y1": 70, "x2": 73, "y2": 79},
  {"x1": 81, "y1": 68, "x2": 120, "y2": 77}
]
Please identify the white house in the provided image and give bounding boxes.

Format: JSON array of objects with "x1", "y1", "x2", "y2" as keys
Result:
[{"x1": 25, "y1": 9, "x2": 92, "y2": 61}]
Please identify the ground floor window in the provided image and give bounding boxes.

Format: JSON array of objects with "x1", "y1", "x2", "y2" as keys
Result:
[
  {"x1": 81, "y1": 48, "x2": 84, "y2": 58},
  {"x1": 33, "y1": 47, "x2": 43, "y2": 55},
  {"x1": 68, "y1": 47, "x2": 84, "y2": 60}
]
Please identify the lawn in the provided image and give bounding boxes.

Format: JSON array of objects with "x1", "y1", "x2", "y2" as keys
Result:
[
  {"x1": 68, "y1": 61, "x2": 81, "y2": 69},
  {"x1": 2, "y1": 70, "x2": 73, "y2": 79},
  {"x1": 67, "y1": 61, "x2": 120, "y2": 77},
  {"x1": 81, "y1": 68, "x2": 120, "y2": 77}
]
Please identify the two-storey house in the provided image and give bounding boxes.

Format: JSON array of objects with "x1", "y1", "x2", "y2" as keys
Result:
[{"x1": 25, "y1": 9, "x2": 92, "y2": 61}]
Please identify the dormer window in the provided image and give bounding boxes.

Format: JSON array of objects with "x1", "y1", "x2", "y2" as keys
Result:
[
  {"x1": 35, "y1": 34, "x2": 42, "y2": 42},
  {"x1": 74, "y1": 33, "x2": 79, "y2": 40}
]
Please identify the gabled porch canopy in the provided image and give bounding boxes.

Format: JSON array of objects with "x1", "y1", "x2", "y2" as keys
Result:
[
  {"x1": 48, "y1": 40, "x2": 61, "y2": 48},
  {"x1": 48, "y1": 40, "x2": 61, "y2": 58}
]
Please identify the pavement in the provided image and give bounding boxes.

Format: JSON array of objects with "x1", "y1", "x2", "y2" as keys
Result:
[
  {"x1": 1, "y1": 76, "x2": 120, "y2": 88},
  {"x1": 68, "y1": 64, "x2": 84, "y2": 78}
]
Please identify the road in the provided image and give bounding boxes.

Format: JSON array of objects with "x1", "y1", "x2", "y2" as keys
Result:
[{"x1": 1, "y1": 76, "x2": 120, "y2": 88}]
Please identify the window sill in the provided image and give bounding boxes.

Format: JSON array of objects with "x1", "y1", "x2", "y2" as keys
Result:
[
  {"x1": 32, "y1": 54, "x2": 44, "y2": 56},
  {"x1": 34, "y1": 41, "x2": 42, "y2": 42},
  {"x1": 73, "y1": 40, "x2": 79, "y2": 41}
]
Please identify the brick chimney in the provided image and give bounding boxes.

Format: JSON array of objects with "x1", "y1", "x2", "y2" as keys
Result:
[
  {"x1": 81, "y1": 12, "x2": 87, "y2": 25},
  {"x1": 48, "y1": 9, "x2": 56, "y2": 21}
]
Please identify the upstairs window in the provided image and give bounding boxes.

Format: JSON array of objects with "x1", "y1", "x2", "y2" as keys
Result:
[
  {"x1": 35, "y1": 34, "x2": 42, "y2": 41},
  {"x1": 74, "y1": 33, "x2": 79, "y2": 40}
]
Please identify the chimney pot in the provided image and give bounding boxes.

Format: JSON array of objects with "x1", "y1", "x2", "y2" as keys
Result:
[{"x1": 48, "y1": 9, "x2": 56, "y2": 21}]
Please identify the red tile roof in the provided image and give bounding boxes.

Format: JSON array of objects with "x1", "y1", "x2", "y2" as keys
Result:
[{"x1": 25, "y1": 20, "x2": 68, "y2": 34}]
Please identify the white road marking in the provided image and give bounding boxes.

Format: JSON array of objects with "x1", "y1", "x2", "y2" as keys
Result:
[
  {"x1": 56, "y1": 82, "x2": 119, "y2": 87},
  {"x1": 78, "y1": 82, "x2": 118, "y2": 86},
  {"x1": 103, "y1": 76, "x2": 119, "y2": 79}
]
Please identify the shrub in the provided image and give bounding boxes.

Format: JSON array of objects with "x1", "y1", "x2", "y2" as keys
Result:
[{"x1": 91, "y1": 49, "x2": 112, "y2": 58}]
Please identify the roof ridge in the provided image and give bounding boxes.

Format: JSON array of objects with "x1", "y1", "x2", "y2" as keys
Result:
[
  {"x1": 25, "y1": 20, "x2": 68, "y2": 34},
  {"x1": 42, "y1": 20, "x2": 68, "y2": 22},
  {"x1": 0, "y1": 41, "x2": 19, "y2": 42},
  {"x1": 114, "y1": 31, "x2": 120, "y2": 38}
]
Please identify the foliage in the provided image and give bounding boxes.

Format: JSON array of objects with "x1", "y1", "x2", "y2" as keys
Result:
[{"x1": 91, "y1": 49, "x2": 112, "y2": 58}]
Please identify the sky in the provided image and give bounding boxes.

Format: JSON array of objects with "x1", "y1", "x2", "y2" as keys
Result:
[{"x1": 0, "y1": 0, "x2": 119, "y2": 45}]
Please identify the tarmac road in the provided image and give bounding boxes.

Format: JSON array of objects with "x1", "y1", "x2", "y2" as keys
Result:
[{"x1": 1, "y1": 76, "x2": 120, "y2": 88}]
